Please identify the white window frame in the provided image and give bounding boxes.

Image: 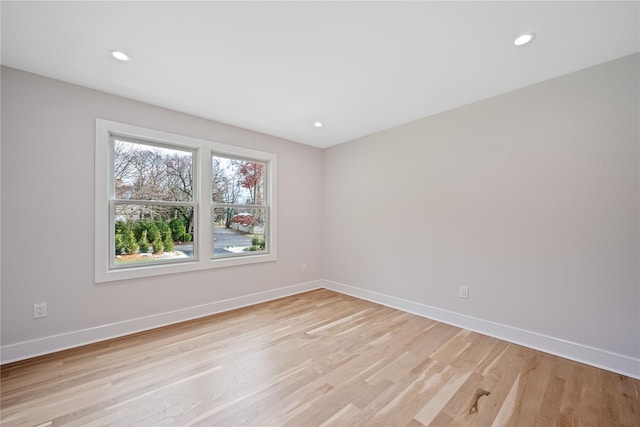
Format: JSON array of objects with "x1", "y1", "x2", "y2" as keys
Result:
[{"x1": 95, "y1": 119, "x2": 277, "y2": 283}]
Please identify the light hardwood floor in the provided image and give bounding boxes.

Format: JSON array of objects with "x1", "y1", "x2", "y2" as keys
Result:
[{"x1": 1, "y1": 289, "x2": 638, "y2": 426}]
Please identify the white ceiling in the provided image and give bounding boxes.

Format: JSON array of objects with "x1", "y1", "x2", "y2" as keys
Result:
[{"x1": 2, "y1": 1, "x2": 639, "y2": 148}]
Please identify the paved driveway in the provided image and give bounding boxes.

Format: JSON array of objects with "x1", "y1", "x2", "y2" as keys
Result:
[
  {"x1": 214, "y1": 227, "x2": 252, "y2": 255},
  {"x1": 173, "y1": 227, "x2": 253, "y2": 257}
]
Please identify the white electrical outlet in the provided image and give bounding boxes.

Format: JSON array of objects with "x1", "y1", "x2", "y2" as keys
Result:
[
  {"x1": 459, "y1": 286, "x2": 469, "y2": 299},
  {"x1": 301, "y1": 263, "x2": 308, "y2": 272},
  {"x1": 34, "y1": 302, "x2": 47, "y2": 319}
]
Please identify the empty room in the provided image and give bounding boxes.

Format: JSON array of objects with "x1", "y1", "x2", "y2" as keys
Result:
[{"x1": 1, "y1": 1, "x2": 639, "y2": 426}]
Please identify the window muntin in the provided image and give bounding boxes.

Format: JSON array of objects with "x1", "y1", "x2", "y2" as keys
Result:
[{"x1": 95, "y1": 119, "x2": 278, "y2": 283}]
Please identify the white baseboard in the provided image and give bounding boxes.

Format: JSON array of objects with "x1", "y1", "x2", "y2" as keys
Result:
[
  {"x1": 3, "y1": 279, "x2": 638, "y2": 380},
  {"x1": 0, "y1": 280, "x2": 323, "y2": 365},
  {"x1": 322, "y1": 279, "x2": 640, "y2": 380}
]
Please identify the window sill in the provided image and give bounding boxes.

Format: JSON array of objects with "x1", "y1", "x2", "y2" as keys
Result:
[{"x1": 96, "y1": 252, "x2": 278, "y2": 283}]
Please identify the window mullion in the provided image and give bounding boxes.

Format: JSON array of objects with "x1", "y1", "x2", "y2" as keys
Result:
[{"x1": 198, "y1": 147, "x2": 211, "y2": 261}]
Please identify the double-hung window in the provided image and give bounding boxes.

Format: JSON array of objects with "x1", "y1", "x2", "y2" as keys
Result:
[
  {"x1": 211, "y1": 155, "x2": 268, "y2": 257},
  {"x1": 95, "y1": 119, "x2": 277, "y2": 283}
]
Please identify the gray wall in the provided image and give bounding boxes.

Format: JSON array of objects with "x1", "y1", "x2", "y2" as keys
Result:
[
  {"x1": 323, "y1": 54, "x2": 639, "y2": 360},
  {"x1": 1, "y1": 67, "x2": 324, "y2": 348},
  {"x1": 2, "y1": 54, "x2": 638, "y2": 374}
]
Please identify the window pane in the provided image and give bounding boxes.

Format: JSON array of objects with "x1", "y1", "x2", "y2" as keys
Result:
[
  {"x1": 114, "y1": 139, "x2": 194, "y2": 202},
  {"x1": 213, "y1": 207, "x2": 266, "y2": 257},
  {"x1": 212, "y1": 156, "x2": 265, "y2": 205},
  {"x1": 114, "y1": 204, "x2": 195, "y2": 266}
]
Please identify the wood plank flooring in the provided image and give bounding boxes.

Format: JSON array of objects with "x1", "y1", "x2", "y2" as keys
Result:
[{"x1": 1, "y1": 289, "x2": 638, "y2": 426}]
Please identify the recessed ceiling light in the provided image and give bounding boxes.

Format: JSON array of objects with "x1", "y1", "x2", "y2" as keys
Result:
[
  {"x1": 110, "y1": 50, "x2": 131, "y2": 62},
  {"x1": 314, "y1": 121, "x2": 324, "y2": 128},
  {"x1": 514, "y1": 33, "x2": 535, "y2": 46}
]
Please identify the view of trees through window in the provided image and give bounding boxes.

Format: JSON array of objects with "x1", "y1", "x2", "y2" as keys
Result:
[
  {"x1": 212, "y1": 155, "x2": 267, "y2": 256},
  {"x1": 111, "y1": 137, "x2": 268, "y2": 267},
  {"x1": 112, "y1": 138, "x2": 196, "y2": 266}
]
